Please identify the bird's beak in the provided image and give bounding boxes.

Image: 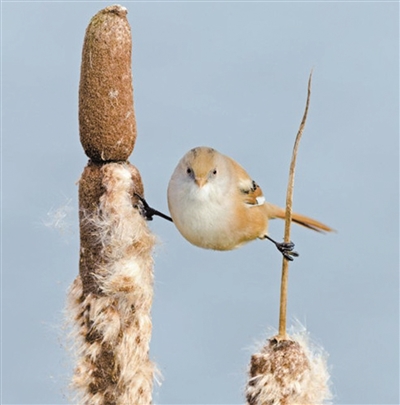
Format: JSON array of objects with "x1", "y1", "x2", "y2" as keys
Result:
[{"x1": 194, "y1": 177, "x2": 207, "y2": 188}]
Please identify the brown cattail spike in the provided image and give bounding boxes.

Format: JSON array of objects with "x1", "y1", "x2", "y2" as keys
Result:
[
  {"x1": 69, "y1": 162, "x2": 155, "y2": 405},
  {"x1": 78, "y1": 161, "x2": 144, "y2": 296},
  {"x1": 79, "y1": 5, "x2": 136, "y2": 162},
  {"x1": 68, "y1": 5, "x2": 156, "y2": 405}
]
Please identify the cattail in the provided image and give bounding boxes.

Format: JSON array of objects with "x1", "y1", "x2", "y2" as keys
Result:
[
  {"x1": 66, "y1": 5, "x2": 155, "y2": 405},
  {"x1": 78, "y1": 5, "x2": 136, "y2": 162},
  {"x1": 246, "y1": 72, "x2": 332, "y2": 405},
  {"x1": 246, "y1": 331, "x2": 332, "y2": 405}
]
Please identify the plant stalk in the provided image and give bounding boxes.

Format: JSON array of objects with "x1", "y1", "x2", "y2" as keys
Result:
[{"x1": 278, "y1": 71, "x2": 313, "y2": 339}]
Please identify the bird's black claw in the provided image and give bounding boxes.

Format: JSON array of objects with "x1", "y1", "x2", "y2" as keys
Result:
[
  {"x1": 282, "y1": 251, "x2": 294, "y2": 261},
  {"x1": 264, "y1": 235, "x2": 299, "y2": 260},
  {"x1": 134, "y1": 193, "x2": 173, "y2": 222},
  {"x1": 276, "y1": 241, "x2": 299, "y2": 261},
  {"x1": 281, "y1": 250, "x2": 299, "y2": 261},
  {"x1": 279, "y1": 241, "x2": 295, "y2": 251}
]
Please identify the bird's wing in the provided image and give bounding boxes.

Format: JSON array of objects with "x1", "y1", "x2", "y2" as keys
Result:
[
  {"x1": 240, "y1": 179, "x2": 265, "y2": 206},
  {"x1": 227, "y1": 157, "x2": 266, "y2": 207}
]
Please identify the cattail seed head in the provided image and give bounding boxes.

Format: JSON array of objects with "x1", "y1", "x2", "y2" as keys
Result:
[
  {"x1": 68, "y1": 163, "x2": 156, "y2": 405},
  {"x1": 79, "y1": 5, "x2": 136, "y2": 162},
  {"x1": 246, "y1": 331, "x2": 332, "y2": 405},
  {"x1": 69, "y1": 5, "x2": 156, "y2": 403}
]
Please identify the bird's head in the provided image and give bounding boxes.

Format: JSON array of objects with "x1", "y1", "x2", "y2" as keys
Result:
[{"x1": 182, "y1": 146, "x2": 221, "y2": 188}]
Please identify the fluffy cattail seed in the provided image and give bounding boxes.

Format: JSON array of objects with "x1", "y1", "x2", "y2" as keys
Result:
[{"x1": 246, "y1": 332, "x2": 332, "y2": 405}]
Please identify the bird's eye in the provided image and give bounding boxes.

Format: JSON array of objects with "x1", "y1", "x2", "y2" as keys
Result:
[
  {"x1": 212, "y1": 169, "x2": 217, "y2": 175},
  {"x1": 186, "y1": 167, "x2": 192, "y2": 175}
]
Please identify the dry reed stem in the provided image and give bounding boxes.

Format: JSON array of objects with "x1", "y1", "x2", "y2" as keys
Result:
[
  {"x1": 245, "y1": 72, "x2": 332, "y2": 405},
  {"x1": 67, "y1": 5, "x2": 155, "y2": 405},
  {"x1": 278, "y1": 71, "x2": 313, "y2": 340}
]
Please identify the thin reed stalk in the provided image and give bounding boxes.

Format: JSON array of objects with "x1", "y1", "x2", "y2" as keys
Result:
[
  {"x1": 278, "y1": 71, "x2": 313, "y2": 340},
  {"x1": 246, "y1": 72, "x2": 332, "y2": 405}
]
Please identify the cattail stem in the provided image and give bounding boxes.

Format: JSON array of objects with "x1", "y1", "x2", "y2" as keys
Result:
[{"x1": 277, "y1": 71, "x2": 313, "y2": 339}]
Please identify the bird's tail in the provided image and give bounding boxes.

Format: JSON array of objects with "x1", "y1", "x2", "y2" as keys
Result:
[{"x1": 265, "y1": 203, "x2": 334, "y2": 233}]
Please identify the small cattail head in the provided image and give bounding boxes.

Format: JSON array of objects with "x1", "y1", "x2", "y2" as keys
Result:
[{"x1": 246, "y1": 332, "x2": 332, "y2": 405}]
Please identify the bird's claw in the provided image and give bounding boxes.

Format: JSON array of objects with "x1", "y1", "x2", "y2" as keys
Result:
[
  {"x1": 134, "y1": 193, "x2": 173, "y2": 222},
  {"x1": 276, "y1": 241, "x2": 299, "y2": 261},
  {"x1": 263, "y1": 235, "x2": 299, "y2": 260}
]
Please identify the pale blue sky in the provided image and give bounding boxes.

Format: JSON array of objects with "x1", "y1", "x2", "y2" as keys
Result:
[{"x1": 2, "y1": 2, "x2": 399, "y2": 404}]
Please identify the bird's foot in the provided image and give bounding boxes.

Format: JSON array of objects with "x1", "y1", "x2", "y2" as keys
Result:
[
  {"x1": 275, "y1": 241, "x2": 299, "y2": 261},
  {"x1": 264, "y1": 235, "x2": 299, "y2": 261},
  {"x1": 134, "y1": 193, "x2": 173, "y2": 222}
]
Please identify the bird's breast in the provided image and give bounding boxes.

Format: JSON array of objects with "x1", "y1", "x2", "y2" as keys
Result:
[{"x1": 168, "y1": 182, "x2": 240, "y2": 250}]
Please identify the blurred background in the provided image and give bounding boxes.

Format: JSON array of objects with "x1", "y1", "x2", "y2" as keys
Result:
[{"x1": 2, "y1": 2, "x2": 398, "y2": 404}]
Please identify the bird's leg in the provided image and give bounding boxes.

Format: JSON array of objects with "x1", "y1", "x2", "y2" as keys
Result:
[
  {"x1": 134, "y1": 193, "x2": 173, "y2": 222},
  {"x1": 263, "y1": 235, "x2": 299, "y2": 261}
]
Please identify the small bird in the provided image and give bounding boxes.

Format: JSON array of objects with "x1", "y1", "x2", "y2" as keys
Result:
[{"x1": 166, "y1": 146, "x2": 333, "y2": 260}]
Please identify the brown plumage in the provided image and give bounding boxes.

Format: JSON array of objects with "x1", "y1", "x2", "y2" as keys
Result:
[{"x1": 167, "y1": 147, "x2": 334, "y2": 256}]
